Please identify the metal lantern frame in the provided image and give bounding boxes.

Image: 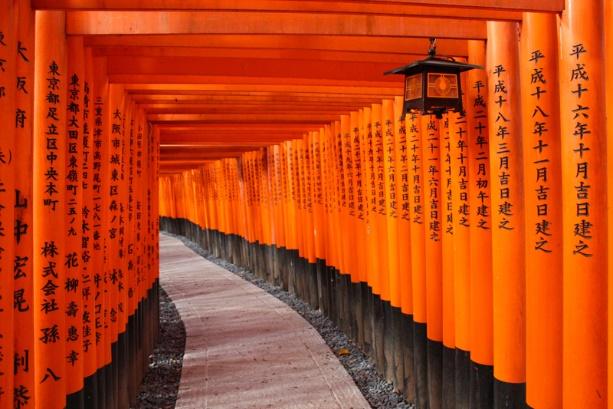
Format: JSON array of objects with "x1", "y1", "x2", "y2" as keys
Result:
[{"x1": 385, "y1": 38, "x2": 483, "y2": 119}]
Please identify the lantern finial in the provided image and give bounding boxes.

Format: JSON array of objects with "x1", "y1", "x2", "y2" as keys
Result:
[{"x1": 428, "y1": 37, "x2": 437, "y2": 59}]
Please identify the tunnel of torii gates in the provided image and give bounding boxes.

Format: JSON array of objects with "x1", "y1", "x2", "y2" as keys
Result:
[{"x1": 2, "y1": 0, "x2": 613, "y2": 408}]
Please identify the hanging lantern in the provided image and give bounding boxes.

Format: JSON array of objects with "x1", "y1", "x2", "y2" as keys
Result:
[{"x1": 385, "y1": 38, "x2": 482, "y2": 119}]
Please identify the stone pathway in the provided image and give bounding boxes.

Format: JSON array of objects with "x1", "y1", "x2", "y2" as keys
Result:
[{"x1": 159, "y1": 234, "x2": 370, "y2": 409}]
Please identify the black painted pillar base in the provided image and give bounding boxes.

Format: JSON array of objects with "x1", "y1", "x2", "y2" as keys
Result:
[
  {"x1": 83, "y1": 373, "x2": 98, "y2": 409},
  {"x1": 494, "y1": 379, "x2": 527, "y2": 409},
  {"x1": 401, "y1": 314, "x2": 416, "y2": 403},
  {"x1": 427, "y1": 339, "x2": 443, "y2": 409},
  {"x1": 66, "y1": 389, "x2": 84, "y2": 409},
  {"x1": 414, "y1": 322, "x2": 429, "y2": 409},
  {"x1": 470, "y1": 360, "x2": 494, "y2": 409},
  {"x1": 383, "y1": 301, "x2": 395, "y2": 383},
  {"x1": 442, "y1": 345, "x2": 455, "y2": 409},
  {"x1": 372, "y1": 294, "x2": 386, "y2": 373},
  {"x1": 455, "y1": 349, "x2": 470, "y2": 409},
  {"x1": 361, "y1": 283, "x2": 373, "y2": 358}
]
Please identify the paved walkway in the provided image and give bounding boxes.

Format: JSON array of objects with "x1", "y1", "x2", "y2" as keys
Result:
[{"x1": 159, "y1": 234, "x2": 370, "y2": 409}]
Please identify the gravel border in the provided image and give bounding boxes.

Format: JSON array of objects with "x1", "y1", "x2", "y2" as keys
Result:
[
  {"x1": 133, "y1": 287, "x2": 186, "y2": 409},
  {"x1": 170, "y1": 232, "x2": 413, "y2": 409}
]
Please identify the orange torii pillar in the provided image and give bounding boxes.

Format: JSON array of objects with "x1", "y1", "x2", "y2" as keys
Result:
[
  {"x1": 370, "y1": 104, "x2": 387, "y2": 373},
  {"x1": 559, "y1": 0, "x2": 607, "y2": 407},
  {"x1": 407, "y1": 112, "x2": 428, "y2": 409},
  {"x1": 360, "y1": 107, "x2": 377, "y2": 359},
  {"x1": 0, "y1": 1, "x2": 16, "y2": 407},
  {"x1": 304, "y1": 134, "x2": 318, "y2": 309},
  {"x1": 440, "y1": 113, "x2": 455, "y2": 409},
  {"x1": 354, "y1": 109, "x2": 371, "y2": 356},
  {"x1": 65, "y1": 35, "x2": 85, "y2": 408},
  {"x1": 339, "y1": 115, "x2": 355, "y2": 332},
  {"x1": 607, "y1": 1, "x2": 613, "y2": 406},
  {"x1": 382, "y1": 100, "x2": 397, "y2": 385},
  {"x1": 350, "y1": 112, "x2": 366, "y2": 351},
  {"x1": 284, "y1": 141, "x2": 299, "y2": 295},
  {"x1": 487, "y1": 21, "x2": 526, "y2": 408},
  {"x1": 81, "y1": 46, "x2": 98, "y2": 408},
  {"x1": 387, "y1": 97, "x2": 405, "y2": 392},
  {"x1": 91, "y1": 55, "x2": 111, "y2": 409},
  {"x1": 466, "y1": 39, "x2": 494, "y2": 409},
  {"x1": 520, "y1": 12, "x2": 562, "y2": 409},
  {"x1": 14, "y1": 1, "x2": 35, "y2": 408},
  {"x1": 33, "y1": 10, "x2": 67, "y2": 409},
  {"x1": 449, "y1": 106, "x2": 472, "y2": 408},
  {"x1": 107, "y1": 83, "x2": 125, "y2": 409},
  {"x1": 422, "y1": 115, "x2": 443, "y2": 409},
  {"x1": 395, "y1": 108, "x2": 416, "y2": 402},
  {"x1": 314, "y1": 129, "x2": 331, "y2": 316}
]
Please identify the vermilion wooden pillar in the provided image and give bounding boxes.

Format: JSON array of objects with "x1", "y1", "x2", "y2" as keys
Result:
[
  {"x1": 33, "y1": 10, "x2": 67, "y2": 409},
  {"x1": 606, "y1": 0, "x2": 613, "y2": 405},
  {"x1": 106, "y1": 83, "x2": 124, "y2": 409},
  {"x1": 520, "y1": 12, "x2": 562, "y2": 409},
  {"x1": 351, "y1": 115, "x2": 365, "y2": 284},
  {"x1": 368, "y1": 108, "x2": 382, "y2": 296},
  {"x1": 0, "y1": 1, "x2": 16, "y2": 407},
  {"x1": 65, "y1": 35, "x2": 85, "y2": 406},
  {"x1": 486, "y1": 21, "x2": 527, "y2": 408},
  {"x1": 371, "y1": 103, "x2": 388, "y2": 372},
  {"x1": 378, "y1": 101, "x2": 392, "y2": 302},
  {"x1": 440, "y1": 113, "x2": 456, "y2": 409},
  {"x1": 363, "y1": 108, "x2": 378, "y2": 296},
  {"x1": 81, "y1": 46, "x2": 98, "y2": 408},
  {"x1": 383, "y1": 100, "x2": 397, "y2": 306},
  {"x1": 91, "y1": 55, "x2": 110, "y2": 409},
  {"x1": 304, "y1": 134, "x2": 315, "y2": 265},
  {"x1": 316, "y1": 128, "x2": 328, "y2": 269},
  {"x1": 407, "y1": 112, "x2": 428, "y2": 409},
  {"x1": 338, "y1": 115, "x2": 350, "y2": 278},
  {"x1": 394, "y1": 99, "x2": 412, "y2": 315},
  {"x1": 396, "y1": 104, "x2": 416, "y2": 402},
  {"x1": 466, "y1": 39, "x2": 494, "y2": 409},
  {"x1": 559, "y1": 0, "x2": 607, "y2": 407},
  {"x1": 448, "y1": 105, "x2": 471, "y2": 409},
  {"x1": 421, "y1": 114, "x2": 443, "y2": 409},
  {"x1": 13, "y1": 1, "x2": 35, "y2": 408}
]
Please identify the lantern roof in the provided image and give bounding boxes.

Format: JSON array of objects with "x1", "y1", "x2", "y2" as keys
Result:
[{"x1": 384, "y1": 56, "x2": 482, "y2": 76}]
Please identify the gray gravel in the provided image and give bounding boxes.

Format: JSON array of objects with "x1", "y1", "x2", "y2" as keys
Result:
[
  {"x1": 174, "y1": 233, "x2": 413, "y2": 409},
  {"x1": 133, "y1": 287, "x2": 186, "y2": 409}
]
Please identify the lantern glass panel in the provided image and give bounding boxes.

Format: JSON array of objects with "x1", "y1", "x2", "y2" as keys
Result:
[
  {"x1": 404, "y1": 73, "x2": 422, "y2": 101},
  {"x1": 427, "y1": 73, "x2": 459, "y2": 99}
]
